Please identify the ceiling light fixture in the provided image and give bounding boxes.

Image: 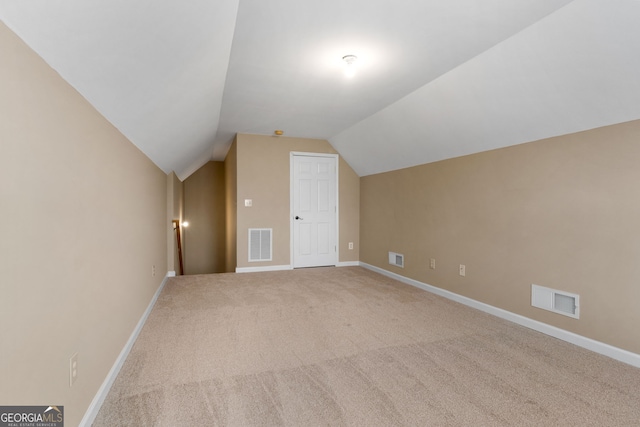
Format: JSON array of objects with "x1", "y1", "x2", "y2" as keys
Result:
[{"x1": 342, "y1": 55, "x2": 358, "y2": 78}]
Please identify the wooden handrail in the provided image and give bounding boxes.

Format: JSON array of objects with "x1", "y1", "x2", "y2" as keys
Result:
[{"x1": 172, "y1": 219, "x2": 184, "y2": 275}]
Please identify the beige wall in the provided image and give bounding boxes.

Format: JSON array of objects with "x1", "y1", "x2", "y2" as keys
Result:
[
  {"x1": 0, "y1": 22, "x2": 167, "y2": 426},
  {"x1": 224, "y1": 138, "x2": 238, "y2": 272},
  {"x1": 360, "y1": 120, "x2": 640, "y2": 355},
  {"x1": 339, "y1": 156, "x2": 360, "y2": 262},
  {"x1": 184, "y1": 161, "x2": 226, "y2": 274},
  {"x1": 235, "y1": 133, "x2": 359, "y2": 269},
  {"x1": 167, "y1": 171, "x2": 184, "y2": 273}
]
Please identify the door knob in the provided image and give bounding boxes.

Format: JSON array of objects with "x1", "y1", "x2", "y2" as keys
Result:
[{"x1": 295, "y1": 216, "x2": 303, "y2": 220}]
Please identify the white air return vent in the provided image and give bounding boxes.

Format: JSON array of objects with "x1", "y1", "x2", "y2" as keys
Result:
[
  {"x1": 388, "y1": 251, "x2": 404, "y2": 268},
  {"x1": 249, "y1": 228, "x2": 272, "y2": 262},
  {"x1": 531, "y1": 284, "x2": 580, "y2": 319}
]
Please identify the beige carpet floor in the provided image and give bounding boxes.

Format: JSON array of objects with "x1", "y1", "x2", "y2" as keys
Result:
[{"x1": 93, "y1": 267, "x2": 640, "y2": 426}]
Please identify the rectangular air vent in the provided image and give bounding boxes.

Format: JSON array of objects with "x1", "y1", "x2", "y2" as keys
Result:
[
  {"x1": 388, "y1": 251, "x2": 404, "y2": 268},
  {"x1": 249, "y1": 228, "x2": 272, "y2": 262},
  {"x1": 531, "y1": 284, "x2": 579, "y2": 319}
]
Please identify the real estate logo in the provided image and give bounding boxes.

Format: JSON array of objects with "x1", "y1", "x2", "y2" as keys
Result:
[{"x1": 0, "y1": 406, "x2": 63, "y2": 427}]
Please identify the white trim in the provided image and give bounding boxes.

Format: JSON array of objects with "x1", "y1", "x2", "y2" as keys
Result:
[
  {"x1": 290, "y1": 152, "x2": 339, "y2": 268},
  {"x1": 79, "y1": 273, "x2": 171, "y2": 427},
  {"x1": 236, "y1": 264, "x2": 293, "y2": 273},
  {"x1": 167, "y1": 270, "x2": 176, "y2": 277},
  {"x1": 335, "y1": 157, "x2": 340, "y2": 266},
  {"x1": 337, "y1": 261, "x2": 360, "y2": 267},
  {"x1": 360, "y1": 262, "x2": 640, "y2": 369}
]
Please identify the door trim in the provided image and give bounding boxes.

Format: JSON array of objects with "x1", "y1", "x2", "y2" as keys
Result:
[{"x1": 290, "y1": 152, "x2": 339, "y2": 268}]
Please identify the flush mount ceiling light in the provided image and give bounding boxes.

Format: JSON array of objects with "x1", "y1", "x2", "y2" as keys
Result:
[{"x1": 342, "y1": 55, "x2": 358, "y2": 78}]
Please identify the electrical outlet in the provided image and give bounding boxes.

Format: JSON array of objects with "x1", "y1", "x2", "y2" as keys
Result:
[
  {"x1": 348, "y1": 242, "x2": 354, "y2": 250},
  {"x1": 152, "y1": 265, "x2": 156, "y2": 277},
  {"x1": 459, "y1": 264, "x2": 466, "y2": 277},
  {"x1": 69, "y1": 353, "x2": 78, "y2": 387},
  {"x1": 430, "y1": 258, "x2": 436, "y2": 269}
]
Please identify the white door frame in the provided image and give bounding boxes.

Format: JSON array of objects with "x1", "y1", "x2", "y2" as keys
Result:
[{"x1": 290, "y1": 152, "x2": 339, "y2": 268}]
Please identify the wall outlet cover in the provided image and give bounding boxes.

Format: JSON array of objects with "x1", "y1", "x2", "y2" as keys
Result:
[{"x1": 69, "y1": 353, "x2": 78, "y2": 387}]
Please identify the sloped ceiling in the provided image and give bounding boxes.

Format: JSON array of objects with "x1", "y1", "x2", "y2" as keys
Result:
[{"x1": 2, "y1": 0, "x2": 639, "y2": 178}]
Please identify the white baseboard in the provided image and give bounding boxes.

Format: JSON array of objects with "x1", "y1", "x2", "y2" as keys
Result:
[
  {"x1": 236, "y1": 264, "x2": 293, "y2": 273},
  {"x1": 337, "y1": 261, "x2": 360, "y2": 267},
  {"x1": 236, "y1": 262, "x2": 359, "y2": 272},
  {"x1": 79, "y1": 273, "x2": 171, "y2": 427},
  {"x1": 360, "y1": 262, "x2": 640, "y2": 369}
]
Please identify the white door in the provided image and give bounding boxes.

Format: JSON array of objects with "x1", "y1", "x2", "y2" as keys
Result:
[{"x1": 292, "y1": 154, "x2": 337, "y2": 268}]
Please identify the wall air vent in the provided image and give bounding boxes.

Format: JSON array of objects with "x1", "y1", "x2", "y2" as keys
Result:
[
  {"x1": 249, "y1": 228, "x2": 272, "y2": 262},
  {"x1": 388, "y1": 251, "x2": 404, "y2": 268},
  {"x1": 531, "y1": 284, "x2": 579, "y2": 319}
]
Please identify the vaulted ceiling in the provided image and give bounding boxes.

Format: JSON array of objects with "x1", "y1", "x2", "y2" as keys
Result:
[{"x1": 2, "y1": 0, "x2": 639, "y2": 179}]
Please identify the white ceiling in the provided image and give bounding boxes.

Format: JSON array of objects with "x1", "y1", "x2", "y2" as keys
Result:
[{"x1": 2, "y1": 0, "x2": 640, "y2": 179}]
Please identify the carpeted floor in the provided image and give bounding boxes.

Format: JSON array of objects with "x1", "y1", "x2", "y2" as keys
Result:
[{"x1": 93, "y1": 267, "x2": 640, "y2": 426}]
